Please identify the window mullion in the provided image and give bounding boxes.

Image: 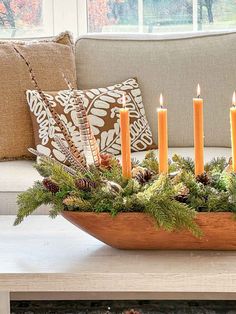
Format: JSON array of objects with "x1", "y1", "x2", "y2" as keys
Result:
[
  {"x1": 138, "y1": 0, "x2": 144, "y2": 33},
  {"x1": 192, "y1": 0, "x2": 198, "y2": 31},
  {"x1": 77, "y1": 0, "x2": 88, "y2": 35}
]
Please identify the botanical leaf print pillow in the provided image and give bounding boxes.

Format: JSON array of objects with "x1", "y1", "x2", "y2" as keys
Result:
[{"x1": 27, "y1": 78, "x2": 156, "y2": 163}]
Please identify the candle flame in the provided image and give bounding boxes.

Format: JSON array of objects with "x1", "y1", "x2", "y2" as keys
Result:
[
  {"x1": 197, "y1": 84, "x2": 201, "y2": 97},
  {"x1": 159, "y1": 93, "x2": 164, "y2": 108},
  {"x1": 122, "y1": 92, "x2": 126, "y2": 108},
  {"x1": 233, "y1": 91, "x2": 236, "y2": 107}
]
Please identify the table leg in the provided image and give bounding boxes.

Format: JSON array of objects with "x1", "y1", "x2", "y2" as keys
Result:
[{"x1": 0, "y1": 292, "x2": 10, "y2": 314}]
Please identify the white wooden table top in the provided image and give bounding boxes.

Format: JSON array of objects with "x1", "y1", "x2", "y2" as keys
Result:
[{"x1": 0, "y1": 215, "x2": 236, "y2": 299}]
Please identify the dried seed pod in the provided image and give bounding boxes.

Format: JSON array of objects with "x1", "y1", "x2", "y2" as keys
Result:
[
  {"x1": 175, "y1": 185, "x2": 190, "y2": 203},
  {"x1": 102, "y1": 180, "x2": 123, "y2": 194},
  {"x1": 100, "y1": 153, "x2": 114, "y2": 170}
]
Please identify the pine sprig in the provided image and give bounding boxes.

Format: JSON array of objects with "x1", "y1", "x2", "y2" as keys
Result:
[
  {"x1": 50, "y1": 163, "x2": 76, "y2": 190},
  {"x1": 14, "y1": 181, "x2": 52, "y2": 225},
  {"x1": 141, "y1": 150, "x2": 159, "y2": 174},
  {"x1": 205, "y1": 157, "x2": 227, "y2": 173},
  {"x1": 15, "y1": 154, "x2": 236, "y2": 237},
  {"x1": 172, "y1": 154, "x2": 195, "y2": 173},
  {"x1": 145, "y1": 195, "x2": 201, "y2": 237}
]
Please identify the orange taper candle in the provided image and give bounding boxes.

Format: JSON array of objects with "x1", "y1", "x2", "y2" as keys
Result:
[
  {"x1": 120, "y1": 94, "x2": 132, "y2": 179},
  {"x1": 230, "y1": 91, "x2": 236, "y2": 172},
  {"x1": 157, "y1": 93, "x2": 168, "y2": 174},
  {"x1": 193, "y1": 84, "x2": 204, "y2": 176}
]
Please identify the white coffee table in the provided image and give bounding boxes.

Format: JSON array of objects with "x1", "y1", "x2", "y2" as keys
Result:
[{"x1": 0, "y1": 215, "x2": 236, "y2": 314}]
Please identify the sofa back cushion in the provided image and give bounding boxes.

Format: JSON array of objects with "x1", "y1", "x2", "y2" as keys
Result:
[
  {"x1": 75, "y1": 32, "x2": 236, "y2": 148},
  {"x1": 0, "y1": 32, "x2": 76, "y2": 160}
]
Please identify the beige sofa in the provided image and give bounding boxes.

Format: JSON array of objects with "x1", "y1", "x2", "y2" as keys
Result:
[{"x1": 1, "y1": 31, "x2": 235, "y2": 214}]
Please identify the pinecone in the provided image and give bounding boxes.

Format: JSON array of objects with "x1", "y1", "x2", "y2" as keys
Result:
[
  {"x1": 100, "y1": 153, "x2": 114, "y2": 170},
  {"x1": 135, "y1": 168, "x2": 153, "y2": 185},
  {"x1": 75, "y1": 178, "x2": 96, "y2": 192},
  {"x1": 43, "y1": 178, "x2": 59, "y2": 193},
  {"x1": 63, "y1": 196, "x2": 79, "y2": 206},
  {"x1": 196, "y1": 172, "x2": 211, "y2": 185},
  {"x1": 175, "y1": 186, "x2": 189, "y2": 203}
]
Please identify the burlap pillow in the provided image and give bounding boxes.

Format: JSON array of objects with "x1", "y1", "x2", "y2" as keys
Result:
[
  {"x1": 0, "y1": 32, "x2": 76, "y2": 160},
  {"x1": 27, "y1": 78, "x2": 156, "y2": 162}
]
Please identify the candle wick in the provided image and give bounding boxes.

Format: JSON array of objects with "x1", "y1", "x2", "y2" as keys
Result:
[{"x1": 197, "y1": 95, "x2": 200, "y2": 99}]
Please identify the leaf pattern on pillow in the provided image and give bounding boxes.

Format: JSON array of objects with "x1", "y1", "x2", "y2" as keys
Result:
[{"x1": 27, "y1": 78, "x2": 155, "y2": 163}]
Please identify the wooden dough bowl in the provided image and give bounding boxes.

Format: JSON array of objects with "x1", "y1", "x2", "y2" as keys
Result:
[{"x1": 62, "y1": 212, "x2": 236, "y2": 250}]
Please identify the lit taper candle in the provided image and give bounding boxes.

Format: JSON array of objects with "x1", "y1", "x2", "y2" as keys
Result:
[
  {"x1": 157, "y1": 93, "x2": 168, "y2": 174},
  {"x1": 230, "y1": 91, "x2": 236, "y2": 172},
  {"x1": 120, "y1": 93, "x2": 132, "y2": 179},
  {"x1": 193, "y1": 84, "x2": 204, "y2": 176}
]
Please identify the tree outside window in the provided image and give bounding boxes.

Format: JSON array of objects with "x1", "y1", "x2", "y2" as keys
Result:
[
  {"x1": 87, "y1": 0, "x2": 236, "y2": 33},
  {"x1": 0, "y1": 0, "x2": 42, "y2": 37}
]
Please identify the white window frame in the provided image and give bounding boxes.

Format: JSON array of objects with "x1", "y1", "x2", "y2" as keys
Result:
[
  {"x1": 46, "y1": 0, "x2": 201, "y2": 37},
  {"x1": 0, "y1": 0, "x2": 233, "y2": 38},
  {"x1": 47, "y1": 0, "x2": 87, "y2": 36}
]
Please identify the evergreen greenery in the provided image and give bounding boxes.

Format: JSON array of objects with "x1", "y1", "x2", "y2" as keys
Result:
[{"x1": 15, "y1": 152, "x2": 236, "y2": 237}]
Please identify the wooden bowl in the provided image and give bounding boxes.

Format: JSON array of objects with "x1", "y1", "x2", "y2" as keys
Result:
[{"x1": 61, "y1": 212, "x2": 236, "y2": 250}]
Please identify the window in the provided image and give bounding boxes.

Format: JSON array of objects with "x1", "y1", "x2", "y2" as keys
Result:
[
  {"x1": 88, "y1": 0, "x2": 236, "y2": 33},
  {"x1": 0, "y1": 0, "x2": 236, "y2": 38}
]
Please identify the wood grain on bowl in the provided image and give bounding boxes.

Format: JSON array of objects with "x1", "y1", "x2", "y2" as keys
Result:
[{"x1": 61, "y1": 212, "x2": 236, "y2": 250}]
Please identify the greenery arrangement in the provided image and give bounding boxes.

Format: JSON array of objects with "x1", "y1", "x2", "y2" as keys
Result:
[
  {"x1": 15, "y1": 151, "x2": 236, "y2": 238},
  {"x1": 13, "y1": 45, "x2": 236, "y2": 238}
]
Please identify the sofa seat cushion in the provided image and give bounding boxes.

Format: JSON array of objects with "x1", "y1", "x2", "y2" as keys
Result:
[{"x1": 0, "y1": 147, "x2": 232, "y2": 214}]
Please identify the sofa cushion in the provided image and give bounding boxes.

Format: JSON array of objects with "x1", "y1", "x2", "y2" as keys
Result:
[
  {"x1": 26, "y1": 78, "x2": 155, "y2": 162},
  {"x1": 0, "y1": 147, "x2": 232, "y2": 214},
  {"x1": 0, "y1": 32, "x2": 76, "y2": 161},
  {"x1": 75, "y1": 32, "x2": 236, "y2": 148}
]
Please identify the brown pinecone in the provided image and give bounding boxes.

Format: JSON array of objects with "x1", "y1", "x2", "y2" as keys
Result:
[
  {"x1": 135, "y1": 169, "x2": 153, "y2": 185},
  {"x1": 100, "y1": 153, "x2": 114, "y2": 169},
  {"x1": 43, "y1": 178, "x2": 59, "y2": 193},
  {"x1": 175, "y1": 194, "x2": 189, "y2": 203},
  {"x1": 196, "y1": 172, "x2": 211, "y2": 185},
  {"x1": 75, "y1": 178, "x2": 96, "y2": 192}
]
